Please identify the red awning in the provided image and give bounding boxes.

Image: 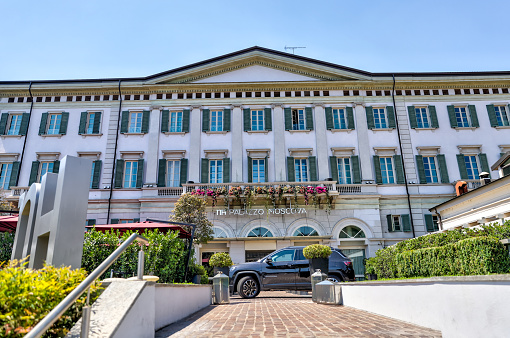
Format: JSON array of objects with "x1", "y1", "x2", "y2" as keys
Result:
[
  {"x1": 86, "y1": 221, "x2": 191, "y2": 239},
  {"x1": 0, "y1": 215, "x2": 18, "y2": 232}
]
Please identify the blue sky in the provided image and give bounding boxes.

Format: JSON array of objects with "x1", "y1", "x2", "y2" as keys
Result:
[{"x1": 1, "y1": 0, "x2": 509, "y2": 81}]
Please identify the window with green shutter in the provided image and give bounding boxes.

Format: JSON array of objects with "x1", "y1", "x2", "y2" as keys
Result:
[
  {"x1": 284, "y1": 108, "x2": 292, "y2": 131},
  {"x1": 264, "y1": 108, "x2": 272, "y2": 131},
  {"x1": 179, "y1": 158, "x2": 188, "y2": 186},
  {"x1": 8, "y1": 161, "x2": 20, "y2": 188},
  {"x1": 308, "y1": 156, "x2": 317, "y2": 181},
  {"x1": 424, "y1": 214, "x2": 439, "y2": 232},
  {"x1": 120, "y1": 111, "x2": 129, "y2": 133},
  {"x1": 407, "y1": 106, "x2": 418, "y2": 129},
  {"x1": 351, "y1": 155, "x2": 361, "y2": 184},
  {"x1": 437, "y1": 154, "x2": 450, "y2": 183},
  {"x1": 456, "y1": 154, "x2": 469, "y2": 180},
  {"x1": 38, "y1": 113, "x2": 48, "y2": 135},
  {"x1": 136, "y1": 159, "x2": 144, "y2": 188},
  {"x1": 59, "y1": 112, "x2": 69, "y2": 135},
  {"x1": 393, "y1": 155, "x2": 405, "y2": 184},
  {"x1": 325, "y1": 107, "x2": 334, "y2": 130},
  {"x1": 429, "y1": 106, "x2": 439, "y2": 128},
  {"x1": 141, "y1": 110, "x2": 150, "y2": 133},
  {"x1": 468, "y1": 105, "x2": 479, "y2": 128},
  {"x1": 248, "y1": 156, "x2": 253, "y2": 183},
  {"x1": 373, "y1": 155, "x2": 382, "y2": 184},
  {"x1": 182, "y1": 109, "x2": 190, "y2": 133},
  {"x1": 386, "y1": 106, "x2": 396, "y2": 129},
  {"x1": 223, "y1": 109, "x2": 231, "y2": 132},
  {"x1": 0, "y1": 113, "x2": 9, "y2": 135},
  {"x1": 346, "y1": 107, "x2": 355, "y2": 129},
  {"x1": 114, "y1": 159, "x2": 125, "y2": 188},
  {"x1": 29, "y1": 161, "x2": 40, "y2": 185},
  {"x1": 401, "y1": 214, "x2": 411, "y2": 232},
  {"x1": 243, "y1": 108, "x2": 251, "y2": 132},
  {"x1": 287, "y1": 157, "x2": 295, "y2": 182},
  {"x1": 201, "y1": 158, "x2": 209, "y2": 183},
  {"x1": 366, "y1": 107, "x2": 375, "y2": 129},
  {"x1": 329, "y1": 156, "x2": 338, "y2": 182},
  {"x1": 223, "y1": 158, "x2": 230, "y2": 183},
  {"x1": 305, "y1": 107, "x2": 314, "y2": 130},
  {"x1": 202, "y1": 109, "x2": 210, "y2": 132},
  {"x1": 111, "y1": 219, "x2": 120, "y2": 224},
  {"x1": 91, "y1": 160, "x2": 101, "y2": 189},
  {"x1": 157, "y1": 159, "x2": 166, "y2": 187},
  {"x1": 161, "y1": 110, "x2": 169, "y2": 133}
]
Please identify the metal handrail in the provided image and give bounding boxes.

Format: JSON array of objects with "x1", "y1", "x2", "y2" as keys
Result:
[{"x1": 25, "y1": 233, "x2": 149, "y2": 338}]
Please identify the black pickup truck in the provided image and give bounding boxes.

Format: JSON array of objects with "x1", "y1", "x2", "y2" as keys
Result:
[{"x1": 229, "y1": 246, "x2": 355, "y2": 298}]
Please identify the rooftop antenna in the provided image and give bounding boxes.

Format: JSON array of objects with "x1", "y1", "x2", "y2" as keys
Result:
[{"x1": 285, "y1": 46, "x2": 306, "y2": 54}]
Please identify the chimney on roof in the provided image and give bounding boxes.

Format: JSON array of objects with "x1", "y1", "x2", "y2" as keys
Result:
[
  {"x1": 455, "y1": 181, "x2": 468, "y2": 196},
  {"x1": 479, "y1": 172, "x2": 491, "y2": 186}
]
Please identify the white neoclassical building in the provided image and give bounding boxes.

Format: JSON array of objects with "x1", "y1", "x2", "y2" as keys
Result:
[{"x1": 1, "y1": 47, "x2": 510, "y2": 279}]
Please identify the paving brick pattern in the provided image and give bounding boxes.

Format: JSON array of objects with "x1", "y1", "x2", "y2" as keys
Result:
[{"x1": 156, "y1": 291, "x2": 441, "y2": 337}]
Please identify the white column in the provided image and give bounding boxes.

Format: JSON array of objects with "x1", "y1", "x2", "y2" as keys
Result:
[
  {"x1": 313, "y1": 104, "x2": 329, "y2": 180},
  {"x1": 354, "y1": 103, "x2": 374, "y2": 182},
  {"x1": 273, "y1": 104, "x2": 286, "y2": 182},
  {"x1": 145, "y1": 106, "x2": 161, "y2": 185},
  {"x1": 189, "y1": 105, "x2": 202, "y2": 183},
  {"x1": 231, "y1": 104, "x2": 243, "y2": 182}
]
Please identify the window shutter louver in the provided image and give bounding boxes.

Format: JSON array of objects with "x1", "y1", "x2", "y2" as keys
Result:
[
  {"x1": 351, "y1": 155, "x2": 361, "y2": 184},
  {"x1": 329, "y1": 156, "x2": 338, "y2": 182},
  {"x1": 29, "y1": 161, "x2": 40, "y2": 185},
  {"x1": 0, "y1": 113, "x2": 8, "y2": 135},
  {"x1": 92, "y1": 112, "x2": 101, "y2": 134},
  {"x1": 393, "y1": 155, "x2": 405, "y2": 184},
  {"x1": 429, "y1": 106, "x2": 439, "y2": 128},
  {"x1": 91, "y1": 160, "x2": 101, "y2": 189},
  {"x1": 201, "y1": 158, "x2": 209, "y2": 183},
  {"x1": 179, "y1": 158, "x2": 188, "y2": 186},
  {"x1": 9, "y1": 161, "x2": 20, "y2": 188},
  {"x1": 486, "y1": 105, "x2": 498, "y2": 127},
  {"x1": 386, "y1": 214, "x2": 393, "y2": 232},
  {"x1": 284, "y1": 108, "x2": 292, "y2": 131},
  {"x1": 468, "y1": 105, "x2": 479, "y2": 128},
  {"x1": 136, "y1": 159, "x2": 144, "y2": 188},
  {"x1": 59, "y1": 112, "x2": 69, "y2": 135},
  {"x1": 366, "y1": 107, "x2": 375, "y2": 129},
  {"x1": 182, "y1": 109, "x2": 190, "y2": 133},
  {"x1": 223, "y1": 158, "x2": 230, "y2": 183},
  {"x1": 386, "y1": 106, "x2": 396, "y2": 129},
  {"x1": 39, "y1": 113, "x2": 48, "y2": 135},
  {"x1": 456, "y1": 154, "x2": 469, "y2": 180},
  {"x1": 424, "y1": 214, "x2": 435, "y2": 232},
  {"x1": 415, "y1": 155, "x2": 427, "y2": 184},
  {"x1": 447, "y1": 106, "x2": 457, "y2": 128},
  {"x1": 407, "y1": 106, "x2": 418, "y2": 129},
  {"x1": 437, "y1": 154, "x2": 449, "y2": 183},
  {"x1": 264, "y1": 108, "x2": 272, "y2": 131},
  {"x1": 78, "y1": 112, "x2": 87, "y2": 134},
  {"x1": 202, "y1": 109, "x2": 210, "y2": 132},
  {"x1": 161, "y1": 110, "x2": 169, "y2": 133},
  {"x1": 248, "y1": 156, "x2": 253, "y2": 183},
  {"x1": 264, "y1": 156, "x2": 268, "y2": 182},
  {"x1": 120, "y1": 111, "x2": 129, "y2": 133},
  {"x1": 287, "y1": 157, "x2": 295, "y2": 182},
  {"x1": 141, "y1": 110, "x2": 150, "y2": 133},
  {"x1": 53, "y1": 160, "x2": 60, "y2": 174},
  {"x1": 19, "y1": 113, "x2": 30, "y2": 136},
  {"x1": 346, "y1": 107, "x2": 355, "y2": 129},
  {"x1": 157, "y1": 159, "x2": 166, "y2": 187},
  {"x1": 243, "y1": 108, "x2": 251, "y2": 132},
  {"x1": 111, "y1": 219, "x2": 120, "y2": 224},
  {"x1": 325, "y1": 107, "x2": 334, "y2": 130},
  {"x1": 401, "y1": 214, "x2": 411, "y2": 232},
  {"x1": 114, "y1": 159, "x2": 125, "y2": 188},
  {"x1": 479, "y1": 153, "x2": 490, "y2": 173},
  {"x1": 308, "y1": 156, "x2": 317, "y2": 181},
  {"x1": 223, "y1": 109, "x2": 231, "y2": 132},
  {"x1": 374, "y1": 156, "x2": 382, "y2": 184},
  {"x1": 305, "y1": 107, "x2": 314, "y2": 130}
]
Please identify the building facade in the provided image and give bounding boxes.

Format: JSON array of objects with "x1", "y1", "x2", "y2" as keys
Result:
[{"x1": 1, "y1": 47, "x2": 510, "y2": 279}]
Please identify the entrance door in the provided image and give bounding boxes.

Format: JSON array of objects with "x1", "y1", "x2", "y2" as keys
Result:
[{"x1": 342, "y1": 249, "x2": 366, "y2": 281}]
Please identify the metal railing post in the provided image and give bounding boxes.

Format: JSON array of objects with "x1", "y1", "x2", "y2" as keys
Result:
[{"x1": 137, "y1": 250, "x2": 144, "y2": 280}]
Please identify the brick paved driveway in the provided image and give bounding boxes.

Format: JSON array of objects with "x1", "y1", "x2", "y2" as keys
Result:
[{"x1": 156, "y1": 291, "x2": 441, "y2": 337}]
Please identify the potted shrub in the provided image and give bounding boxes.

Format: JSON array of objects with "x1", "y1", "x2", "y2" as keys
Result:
[
  {"x1": 365, "y1": 259, "x2": 377, "y2": 280},
  {"x1": 303, "y1": 244, "x2": 332, "y2": 275},
  {"x1": 189, "y1": 264, "x2": 209, "y2": 284},
  {"x1": 209, "y1": 252, "x2": 233, "y2": 276}
]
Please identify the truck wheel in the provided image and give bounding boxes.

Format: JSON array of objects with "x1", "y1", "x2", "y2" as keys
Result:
[
  {"x1": 327, "y1": 274, "x2": 344, "y2": 283},
  {"x1": 237, "y1": 276, "x2": 260, "y2": 298}
]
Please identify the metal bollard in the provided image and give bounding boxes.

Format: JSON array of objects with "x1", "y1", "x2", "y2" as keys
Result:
[{"x1": 137, "y1": 250, "x2": 144, "y2": 280}]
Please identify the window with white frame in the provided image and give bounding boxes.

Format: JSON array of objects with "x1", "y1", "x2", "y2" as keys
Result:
[
  {"x1": 47, "y1": 113, "x2": 62, "y2": 135},
  {"x1": 415, "y1": 107, "x2": 430, "y2": 128},
  {"x1": 212, "y1": 226, "x2": 227, "y2": 238},
  {"x1": 494, "y1": 105, "x2": 510, "y2": 127},
  {"x1": 293, "y1": 225, "x2": 319, "y2": 236},
  {"x1": 455, "y1": 106, "x2": 470, "y2": 127},
  {"x1": 123, "y1": 160, "x2": 138, "y2": 188},
  {"x1": 251, "y1": 110, "x2": 264, "y2": 131},
  {"x1": 247, "y1": 227, "x2": 273, "y2": 237},
  {"x1": 210, "y1": 110, "x2": 223, "y2": 131},
  {"x1": 423, "y1": 156, "x2": 439, "y2": 183},
  {"x1": 464, "y1": 155, "x2": 480, "y2": 179},
  {"x1": 292, "y1": 109, "x2": 306, "y2": 130},
  {"x1": 337, "y1": 157, "x2": 352, "y2": 184},
  {"x1": 209, "y1": 159, "x2": 223, "y2": 183},
  {"x1": 332, "y1": 108, "x2": 347, "y2": 129},
  {"x1": 86, "y1": 112, "x2": 99, "y2": 134},
  {"x1": 391, "y1": 215, "x2": 402, "y2": 231},
  {"x1": 119, "y1": 219, "x2": 133, "y2": 224},
  {"x1": 169, "y1": 111, "x2": 183, "y2": 132},
  {"x1": 166, "y1": 160, "x2": 181, "y2": 187},
  {"x1": 294, "y1": 158, "x2": 308, "y2": 182},
  {"x1": 0, "y1": 163, "x2": 13, "y2": 189},
  {"x1": 252, "y1": 158, "x2": 265, "y2": 183},
  {"x1": 38, "y1": 162, "x2": 54, "y2": 183},
  {"x1": 379, "y1": 157, "x2": 395, "y2": 184},
  {"x1": 129, "y1": 112, "x2": 143, "y2": 133},
  {"x1": 373, "y1": 108, "x2": 387, "y2": 128},
  {"x1": 7, "y1": 114, "x2": 22, "y2": 135}
]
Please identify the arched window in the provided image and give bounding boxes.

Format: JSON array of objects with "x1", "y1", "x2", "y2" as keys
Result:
[
  {"x1": 293, "y1": 225, "x2": 319, "y2": 236},
  {"x1": 247, "y1": 227, "x2": 273, "y2": 237},
  {"x1": 213, "y1": 226, "x2": 228, "y2": 238},
  {"x1": 339, "y1": 225, "x2": 366, "y2": 239}
]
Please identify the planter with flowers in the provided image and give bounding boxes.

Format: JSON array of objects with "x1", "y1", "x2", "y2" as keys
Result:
[
  {"x1": 209, "y1": 252, "x2": 233, "y2": 276},
  {"x1": 303, "y1": 244, "x2": 332, "y2": 275}
]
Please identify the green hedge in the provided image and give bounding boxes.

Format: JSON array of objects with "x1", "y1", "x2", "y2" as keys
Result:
[{"x1": 0, "y1": 232, "x2": 15, "y2": 263}]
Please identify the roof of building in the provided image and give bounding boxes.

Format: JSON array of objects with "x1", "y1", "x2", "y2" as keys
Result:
[{"x1": 491, "y1": 152, "x2": 510, "y2": 171}]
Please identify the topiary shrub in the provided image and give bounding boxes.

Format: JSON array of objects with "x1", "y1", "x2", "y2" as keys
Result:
[
  {"x1": 209, "y1": 252, "x2": 233, "y2": 267},
  {"x1": 303, "y1": 244, "x2": 332, "y2": 259}
]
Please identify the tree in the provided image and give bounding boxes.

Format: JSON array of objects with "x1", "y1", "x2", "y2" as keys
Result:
[{"x1": 170, "y1": 193, "x2": 213, "y2": 244}]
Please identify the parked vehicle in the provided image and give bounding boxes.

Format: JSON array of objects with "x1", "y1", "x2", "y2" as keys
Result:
[{"x1": 229, "y1": 246, "x2": 355, "y2": 298}]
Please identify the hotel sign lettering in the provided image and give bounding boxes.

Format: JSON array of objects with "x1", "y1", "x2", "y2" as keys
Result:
[{"x1": 215, "y1": 207, "x2": 307, "y2": 216}]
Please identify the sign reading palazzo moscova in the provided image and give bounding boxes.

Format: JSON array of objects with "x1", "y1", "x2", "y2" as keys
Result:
[{"x1": 215, "y1": 207, "x2": 307, "y2": 216}]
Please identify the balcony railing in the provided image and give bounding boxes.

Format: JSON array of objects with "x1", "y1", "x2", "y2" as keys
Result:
[
  {"x1": 181, "y1": 181, "x2": 338, "y2": 195},
  {"x1": 157, "y1": 187, "x2": 184, "y2": 196}
]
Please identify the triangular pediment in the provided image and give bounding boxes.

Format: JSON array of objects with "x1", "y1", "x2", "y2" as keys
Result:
[{"x1": 191, "y1": 65, "x2": 320, "y2": 83}]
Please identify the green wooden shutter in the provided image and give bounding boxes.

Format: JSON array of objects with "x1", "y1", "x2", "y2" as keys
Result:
[
  {"x1": 201, "y1": 158, "x2": 209, "y2": 183},
  {"x1": 92, "y1": 112, "x2": 101, "y2": 134},
  {"x1": 136, "y1": 159, "x2": 144, "y2": 188},
  {"x1": 53, "y1": 160, "x2": 60, "y2": 174},
  {"x1": 366, "y1": 107, "x2": 375, "y2": 129},
  {"x1": 202, "y1": 109, "x2": 210, "y2": 132},
  {"x1": 19, "y1": 113, "x2": 30, "y2": 136},
  {"x1": 39, "y1": 113, "x2": 48, "y2": 135},
  {"x1": 182, "y1": 109, "x2": 190, "y2": 133},
  {"x1": 264, "y1": 108, "x2": 272, "y2": 131},
  {"x1": 407, "y1": 106, "x2": 418, "y2": 129},
  {"x1": 447, "y1": 106, "x2": 457, "y2": 128},
  {"x1": 437, "y1": 154, "x2": 449, "y2": 183},
  {"x1": 223, "y1": 109, "x2": 231, "y2": 132},
  {"x1": 223, "y1": 158, "x2": 230, "y2": 183},
  {"x1": 284, "y1": 108, "x2": 292, "y2": 131},
  {"x1": 429, "y1": 106, "x2": 439, "y2": 128},
  {"x1": 373, "y1": 156, "x2": 382, "y2": 184},
  {"x1": 120, "y1": 111, "x2": 129, "y2": 133},
  {"x1": 486, "y1": 104, "x2": 498, "y2": 127},
  {"x1": 386, "y1": 214, "x2": 393, "y2": 232},
  {"x1": 346, "y1": 107, "x2": 355, "y2": 129},
  {"x1": 133, "y1": 218, "x2": 140, "y2": 223},
  {"x1": 387, "y1": 106, "x2": 396, "y2": 129},
  {"x1": 78, "y1": 112, "x2": 87, "y2": 134},
  {"x1": 468, "y1": 105, "x2": 479, "y2": 128},
  {"x1": 247, "y1": 156, "x2": 253, "y2": 183},
  {"x1": 111, "y1": 219, "x2": 120, "y2": 224},
  {"x1": 325, "y1": 107, "x2": 334, "y2": 130},
  {"x1": 114, "y1": 159, "x2": 125, "y2": 188},
  {"x1": 87, "y1": 219, "x2": 96, "y2": 226},
  {"x1": 308, "y1": 156, "x2": 317, "y2": 181},
  {"x1": 424, "y1": 214, "x2": 435, "y2": 232},
  {"x1": 305, "y1": 107, "x2": 313, "y2": 130},
  {"x1": 9, "y1": 161, "x2": 20, "y2": 188},
  {"x1": 393, "y1": 155, "x2": 405, "y2": 184},
  {"x1": 351, "y1": 156, "x2": 361, "y2": 184},
  {"x1": 264, "y1": 156, "x2": 268, "y2": 183},
  {"x1": 29, "y1": 161, "x2": 40, "y2": 185},
  {"x1": 287, "y1": 157, "x2": 295, "y2": 182},
  {"x1": 0, "y1": 113, "x2": 8, "y2": 135},
  {"x1": 457, "y1": 154, "x2": 468, "y2": 180},
  {"x1": 141, "y1": 110, "x2": 150, "y2": 133},
  {"x1": 329, "y1": 156, "x2": 338, "y2": 182},
  {"x1": 243, "y1": 108, "x2": 251, "y2": 132},
  {"x1": 179, "y1": 158, "x2": 188, "y2": 186},
  {"x1": 401, "y1": 214, "x2": 411, "y2": 232},
  {"x1": 157, "y1": 159, "x2": 166, "y2": 187},
  {"x1": 91, "y1": 160, "x2": 101, "y2": 189},
  {"x1": 415, "y1": 155, "x2": 427, "y2": 184},
  {"x1": 479, "y1": 153, "x2": 490, "y2": 173},
  {"x1": 59, "y1": 112, "x2": 69, "y2": 135},
  {"x1": 161, "y1": 110, "x2": 169, "y2": 133}
]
